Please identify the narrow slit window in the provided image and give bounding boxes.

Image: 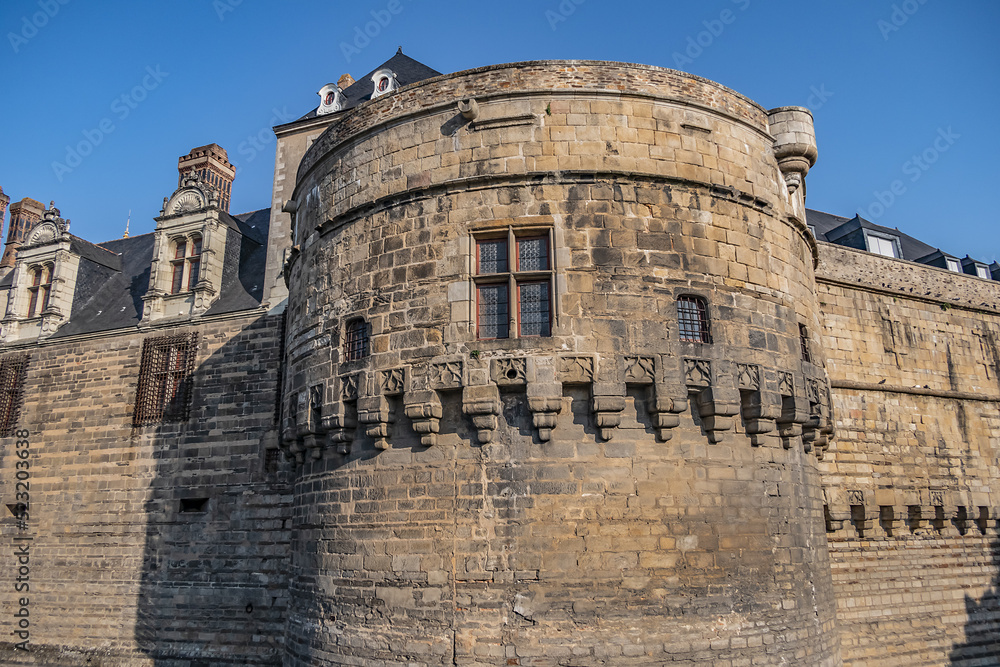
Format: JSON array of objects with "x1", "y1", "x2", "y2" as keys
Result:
[{"x1": 799, "y1": 323, "x2": 811, "y2": 362}]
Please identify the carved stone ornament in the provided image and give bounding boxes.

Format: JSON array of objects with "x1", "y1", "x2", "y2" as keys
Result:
[
  {"x1": 684, "y1": 358, "x2": 712, "y2": 387},
  {"x1": 847, "y1": 490, "x2": 865, "y2": 506},
  {"x1": 341, "y1": 373, "x2": 360, "y2": 401},
  {"x1": 430, "y1": 361, "x2": 463, "y2": 390},
  {"x1": 492, "y1": 357, "x2": 526, "y2": 386},
  {"x1": 558, "y1": 356, "x2": 594, "y2": 384},
  {"x1": 170, "y1": 190, "x2": 205, "y2": 214},
  {"x1": 26, "y1": 222, "x2": 58, "y2": 246},
  {"x1": 381, "y1": 368, "x2": 406, "y2": 395},
  {"x1": 778, "y1": 371, "x2": 794, "y2": 397},
  {"x1": 737, "y1": 363, "x2": 760, "y2": 390},
  {"x1": 624, "y1": 356, "x2": 655, "y2": 384}
]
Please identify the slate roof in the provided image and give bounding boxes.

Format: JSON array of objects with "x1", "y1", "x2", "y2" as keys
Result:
[
  {"x1": 806, "y1": 209, "x2": 938, "y2": 262},
  {"x1": 49, "y1": 207, "x2": 270, "y2": 338},
  {"x1": 293, "y1": 49, "x2": 442, "y2": 123}
]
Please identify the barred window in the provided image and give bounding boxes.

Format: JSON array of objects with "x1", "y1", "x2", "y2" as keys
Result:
[
  {"x1": 677, "y1": 296, "x2": 711, "y2": 343},
  {"x1": 799, "y1": 323, "x2": 811, "y2": 362},
  {"x1": 134, "y1": 333, "x2": 197, "y2": 425},
  {"x1": 0, "y1": 354, "x2": 30, "y2": 437},
  {"x1": 475, "y1": 230, "x2": 553, "y2": 339},
  {"x1": 27, "y1": 264, "x2": 53, "y2": 318},
  {"x1": 344, "y1": 319, "x2": 370, "y2": 362}
]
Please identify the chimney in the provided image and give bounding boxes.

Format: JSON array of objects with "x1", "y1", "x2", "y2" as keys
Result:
[
  {"x1": 177, "y1": 144, "x2": 236, "y2": 213},
  {"x1": 337, "y1": 73, "x2": 355, "y2": 89},
  {"x1": 1, "y1": 197, "x2": 45, "y2": 268},
  {"x1": 0, "y1": 188, "x2": 9, "y2": 253}
]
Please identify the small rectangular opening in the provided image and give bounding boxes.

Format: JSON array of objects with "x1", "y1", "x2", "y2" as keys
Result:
[
  {"x1": 954, "y1": 506, "x2": 968, "y2": 536},
  {"x1": 264, "y1": 448, "x2": 282, "y2": 474},
  {"x1": 907, "y1": 505, "x2": 922, "y2": 534},
  {"x1": 976, "y1": 507, "x2": 990, "y2": 535},
  {"x1": 879, "y1": 506, "x2": 895, "y2": 538},
  {"x1": 850, "y1": 505, "x2": 867, "y2": 538},
  {"x1": 180, "y1": 497, "x2": 209, "y2": 513}
]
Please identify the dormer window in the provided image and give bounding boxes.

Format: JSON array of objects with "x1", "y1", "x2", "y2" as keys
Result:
[
  {"x1": 975, "y1": 265, "x2": 989, "y2": 279},
  {"x1": 865, "y1": 231, "x2": 899, "y2": 258},
  {"x1": 946, "y1": 258, "x2": 961, "y2": 272},
  {"x1": 317, "y1": 83, "x2": 346, "y2": 115},
  {"x1": 370, "y1": 69, "x2": 399, "y2": 99},
  {"x1": 26, "y1": 264, "x2": 52, "y2": 317},
  {"x1": 170, "y1": 235, "x2": 202, "y2": 294}
]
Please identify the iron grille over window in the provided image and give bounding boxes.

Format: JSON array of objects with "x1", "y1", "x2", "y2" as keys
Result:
[
  {"x1": 0, "y1": 353, "x2": 30, "y2": 437},
  {"x1": 799, "y1": 323, "x2": 811, "y2": 362},
  {"x1": 677, "y1": 296, "x2": 711, "y2": 343},
  {"x1": 475, "y1": 230, "x2": 554, "y2": 339},
  {"x1": 344, "y1": 319, "x2": 370, "y2": 361},
  {"x1": 134, "y1": 333, "x2": 197, "y2": 425}
]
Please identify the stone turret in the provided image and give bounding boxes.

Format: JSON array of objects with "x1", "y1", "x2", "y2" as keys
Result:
[
  {"x1": 768, "y1": 106, "x2": 818, "y2": 221},
  {"x1": 279, "y1": 61, "x2": 839, "y2": 666}
]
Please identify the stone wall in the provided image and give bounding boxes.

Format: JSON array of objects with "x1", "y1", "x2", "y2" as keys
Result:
[
  {"x1": 0, "y1": 313, "x2": 290, "y2": 666},
  {"x1": 816, "y1": 242, "x2": 1000, "y2": 665},
  {"x1": 282, "y1": 62, "x2": 840, "y2": 665}
]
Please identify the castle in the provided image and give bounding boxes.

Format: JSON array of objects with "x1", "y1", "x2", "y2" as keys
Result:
[{"x1": 0, "y1": 52, "x2": 997, "y2": 666}]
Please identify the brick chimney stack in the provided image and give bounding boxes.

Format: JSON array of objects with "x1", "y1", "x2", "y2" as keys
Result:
[
  {"x1": 177, "y1": 144, "x2": 236, "y2": 213},
  {"x1": 1, "y1": 197, "x2": 45, "y2": 268},
  {"x1": 0, "y1": 188, "x2": 9, "y2": 253}
]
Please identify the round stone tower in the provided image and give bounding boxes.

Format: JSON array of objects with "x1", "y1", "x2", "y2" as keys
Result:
[{"x1": 281, "y1": 61, "x2": 839, "y2": 666}]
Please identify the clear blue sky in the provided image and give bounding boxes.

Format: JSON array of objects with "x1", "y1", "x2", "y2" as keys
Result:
[{"x1": 2, "y1": 0, "x2": 998, "y2": 262}]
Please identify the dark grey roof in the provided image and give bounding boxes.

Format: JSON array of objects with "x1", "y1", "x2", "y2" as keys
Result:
[
  {"x1": 806, "y1": 209, "x2": 937, "y2": 262},
  {"x1": 51, "y1": 207, "x2": 271, "y2": 338},
  {"x1": 293, "y1": 49, "x2": 442, "y2": 123}
]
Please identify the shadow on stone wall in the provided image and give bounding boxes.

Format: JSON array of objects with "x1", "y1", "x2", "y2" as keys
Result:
[
  {"x1": 949, "y1": 534, "x2": 1000, "y2": 664},
  {"x1": 134, "y1": 315, "x2": 291, "y2": 666}
]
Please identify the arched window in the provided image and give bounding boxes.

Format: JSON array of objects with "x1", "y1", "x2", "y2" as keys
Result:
[
  {"x1": 343, "y1": 319, "x2": 370, "y2": 361},
  {"x1": 170, "y1": 235, "x2": 203, "y2": 294},
  {"x1": 677, "y1": 295, "x2": 711, "y2": 343},
  {"x1": 26, "y1": 264, "x2": 52, "y2": 317}
]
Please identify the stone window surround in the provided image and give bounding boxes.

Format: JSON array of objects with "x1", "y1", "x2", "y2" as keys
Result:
[
  {"x1": 1, "y1": 237, "x2": 80, "y2": 342},
  {"x1": 343, "y1": 318, "x2": 370, "y2": 362},
  {"x1": 472, "y1": 225, "x2": 555, "y2": 340},
  {"x1": 169, "y1": 233, "x2": 203, "y2": 294},
  {"x1": 676, "y1": 294, "x2": 712, "y2": 344},
  {"x1": 25, "y1": 262, "x2": 54, "y2": 318}
]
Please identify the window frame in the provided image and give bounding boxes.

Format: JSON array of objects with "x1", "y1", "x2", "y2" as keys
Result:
[
  {"x1": 343, "y1": 318, "x2": 370, "y2": 362},
  {"x1": 946, "y1": 258, "x2": 961, "y2": 272},
  {"x1": 133, "y1": 333, "x2": 198, "y2": 426},
  {"x1": 863, "y1": 230, "x2": 900, "y2": 259},
  {"x1": 169, "y1": 234, "x2": 203, "y2": 295},
  {"x1": 799, "y1": 323, "x2": 812, "y2": 363},
  {"x1": 473, "y1": 227, "x2": 555, "y2": 340},
  {"x1": 0, "y1": 353, "x2": 29, "y2": 437},
  {"x1": 676, "y1": 295, "x2": 712, "y2": 344},
  {"x1": 26, "y1": 263, "x2": 53, "y2": 318}
]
